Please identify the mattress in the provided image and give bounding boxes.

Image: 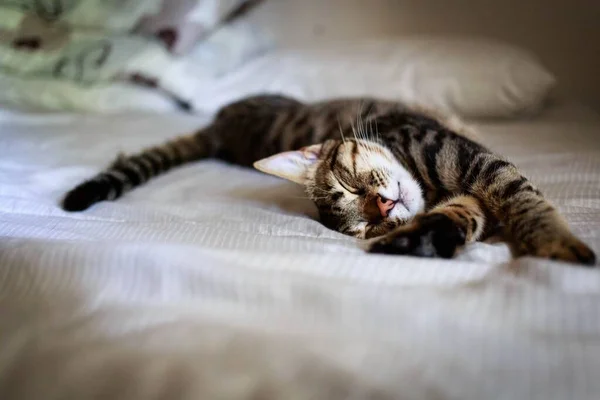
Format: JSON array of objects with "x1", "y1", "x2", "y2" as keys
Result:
[{"x1": 0, "y1": 100, "x2": 599, "y2": 399}]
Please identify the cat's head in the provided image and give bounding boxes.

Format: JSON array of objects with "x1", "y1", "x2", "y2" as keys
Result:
[{"x1": 254, "y1": 139, "x2": 425, "y2": 238}]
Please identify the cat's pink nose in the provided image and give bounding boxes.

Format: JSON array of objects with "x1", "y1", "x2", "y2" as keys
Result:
[{"x1": 377, "y1": 195, "x2": 396, "y2": 217}]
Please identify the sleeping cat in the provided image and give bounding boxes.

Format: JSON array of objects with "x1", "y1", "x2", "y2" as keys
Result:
[{"x1": 61, "y1": 95, "x2": 596, "y2": 266}]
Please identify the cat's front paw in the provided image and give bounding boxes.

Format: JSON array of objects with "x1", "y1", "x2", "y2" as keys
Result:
[
  {"x1": 368, "y1": 213, "x2": 466, "y2": 258},
  {"x1": 522, "y1": 234, "x2": 596, "y2": 266}
]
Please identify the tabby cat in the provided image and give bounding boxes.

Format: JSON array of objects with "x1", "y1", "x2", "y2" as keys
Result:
[{"x1": 61, "y1": 95, "x2": 596, "y2": 265}]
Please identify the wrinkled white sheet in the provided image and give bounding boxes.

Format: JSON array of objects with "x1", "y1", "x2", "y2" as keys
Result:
[{"x1": 0, "y1": 101, "x2": 599, "y2": 399}]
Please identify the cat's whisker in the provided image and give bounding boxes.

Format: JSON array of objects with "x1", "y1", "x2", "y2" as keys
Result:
[
  {"x1": 357, "y1": 111, "x2": 367, "y2": 142},
  {"x1": 371, "y1": 113, "x2": 383, "y2": 144},
  {"x1": 359, "y1": 107, "x2": 372, "y2": 142},
  {"x1": 337, "y1": 115, "x2": 347, "y2": 144},
  {"x1": 364, "y1": 119, "x2": 374, "y2": 168},
  {"x1": 352, "y1": 111, "x2": 377, "y2": 169},
  {"x1": 356, "y1": 105, "x2": 370, "y2": 143},
  {"x1": 367, "y1": 112, "x2": 381, "y2": 145},
  {"x1": 357, "y1": 112, "x2": 380, "y2": 171},
  {"x1": 355, "y1": 120, "x2": 376, "y2": 167},
  {"x1": 349, "y1": 117, "x2": 357, "y2": 141},
  {"x1": 355, "y1": 103, "x2": 364, "y2": 140},
  {"x1": 358, "y1": 142, "x2": 374, "y2": 170}
]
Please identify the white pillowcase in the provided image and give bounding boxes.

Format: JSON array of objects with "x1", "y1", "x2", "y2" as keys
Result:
[{"x1": 193, "y1": 37, "x2": 556, "y2": 118}]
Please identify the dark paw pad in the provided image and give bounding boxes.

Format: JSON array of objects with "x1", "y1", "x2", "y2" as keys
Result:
[{"x1": 369, "y1": 214, "x2": 466, "y2": 259}]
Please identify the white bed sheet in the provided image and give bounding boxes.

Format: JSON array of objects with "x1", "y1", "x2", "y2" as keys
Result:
[{"x1": 0, "y1": 101, "x2": 599, "y2": 399}]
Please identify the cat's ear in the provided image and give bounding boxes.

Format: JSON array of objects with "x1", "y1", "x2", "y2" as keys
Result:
[{"x1": 253, "y1": 144, "x2": 322, "y2": 185}]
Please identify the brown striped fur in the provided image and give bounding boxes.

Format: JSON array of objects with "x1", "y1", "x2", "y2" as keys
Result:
[{"x1": 61, "y1": 94, "x2": 596, "y2": 266}]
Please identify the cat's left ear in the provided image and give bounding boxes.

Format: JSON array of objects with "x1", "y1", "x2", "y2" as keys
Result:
[{"x1": 253, "y1": 144, "x2": 322, "y2": 185}]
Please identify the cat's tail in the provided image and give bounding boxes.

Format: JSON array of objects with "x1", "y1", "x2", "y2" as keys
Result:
[{"x1": 61, "y1": 128, "x2": 218, "y2": 212}]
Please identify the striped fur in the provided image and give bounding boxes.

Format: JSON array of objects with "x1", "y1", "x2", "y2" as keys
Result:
[
  {"x1": 61, "y1": 94, "x2": 596, "y2": 265},
  {"x1": 62, "y1": 133, "x2": 216, "y2": 211}
]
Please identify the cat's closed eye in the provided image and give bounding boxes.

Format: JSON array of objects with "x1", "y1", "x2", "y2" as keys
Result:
[{"x1": 335, "y1": 176, "x2": 361, "y2": 195}]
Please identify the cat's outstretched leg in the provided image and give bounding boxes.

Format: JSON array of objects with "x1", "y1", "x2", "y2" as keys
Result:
[
  {"x1": 369, "y1": 195, "x2": 486, "y2": 258},
  {"x1": 462, "y1": 155, "x2": 596, "y2": 265}
]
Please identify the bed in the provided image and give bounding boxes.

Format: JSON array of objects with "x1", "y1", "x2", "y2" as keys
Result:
[
  {"x1": 1, "y1": 2, "x2": 600, "y2": 396},
  {"x1": 1, "y1": 93, "x2": 599, "y2": 398}
]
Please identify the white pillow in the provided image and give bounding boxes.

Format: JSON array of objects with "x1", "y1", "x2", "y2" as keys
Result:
[{"x1": 193, "y1": 37, "x2": 556, "y2": 118}]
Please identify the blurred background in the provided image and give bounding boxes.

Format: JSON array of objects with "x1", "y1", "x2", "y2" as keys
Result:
[
  {"x1": 1, "y1": 0, "x2": 598, "y2": 113},
  {"x1": 255, "y1": 0, "x2": 600, "y2": 110}
]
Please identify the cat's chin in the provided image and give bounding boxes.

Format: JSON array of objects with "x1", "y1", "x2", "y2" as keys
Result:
[
  {"x1": 391, "y1": 171, "x2": 425, "y2": 217},
  {"x1": 390, "y1": 187, "x2": 425, "y2": 221}
]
